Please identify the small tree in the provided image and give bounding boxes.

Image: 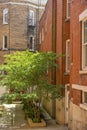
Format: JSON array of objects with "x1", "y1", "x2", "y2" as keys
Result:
[{"x1": 0, "y1": 51, "x2": 63, "y2": 122}]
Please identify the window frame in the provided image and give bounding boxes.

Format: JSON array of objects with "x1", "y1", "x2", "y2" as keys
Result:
[
  {"x1": 3, "y1": 8, "x2": 8, "y2": 24},
  {"x1": 29, "y1": 10, "x2": 34, "y2": 26},
  {"x1": 39, "y1": 32, "x2": 42, "y2": 44},
  {"x1": 66, "y1": 39, "x2": 70, "y2": 73},
  {"x1": 82, "y1": 91, "x2": 87, "y2": 105},
  {"x1": 66, "y1": 0, "x2": 70, "y2": 19},
  {"x1": 29, "y1": 35, "x2": 34, "y2": 51},
  {"x1": 3, "y1": 36, "x2": 8, "y2": 50},
  {"x1": 82, "y1": 18, "x2": 87, "y2": 70},
  {"x1": 42, "y1": 28, "x2": 44, "y2": 42}
]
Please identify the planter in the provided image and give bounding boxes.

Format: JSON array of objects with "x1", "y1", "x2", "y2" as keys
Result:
[
  {"x1": 27, "y1": 118, "x2": 46, "y2": 127},
  {"x1": 0, "y1": 105, "x2": 4, "y2": 111}
]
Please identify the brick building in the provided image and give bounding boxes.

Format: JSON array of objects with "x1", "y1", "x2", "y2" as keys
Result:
[
  {"x1": 69, "y1": 0, "x2": 87, "y2": 130},
  {"x1": 39, "y1": 0, "x2": 70, "y2": 124},
  {"x1": 0, "y1": 0, "x2": 47, "y2": 64}
]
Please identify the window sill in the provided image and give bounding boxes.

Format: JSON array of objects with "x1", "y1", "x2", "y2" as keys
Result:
[
  {"x1": 29, "y1": 49, "x2": 34, "y2": 52},
  {"x1": 3, "y1": 23, "x2": 8, "y2": 25},
  {"x1": 80, "y1": 104, "x2": 87, "y2": 111},
  {"x1": 64, "y1": 72, "x2": 70, "y2": 76},
  {"x1": 79, "y1": 70, "x2": 87, "y2": 75},
  {"x1": 2, "y1": 48, "x2": 8, "y2": 51},
  {"x1": 65, "y1": 18, "x2": 70, "y2": 22}
]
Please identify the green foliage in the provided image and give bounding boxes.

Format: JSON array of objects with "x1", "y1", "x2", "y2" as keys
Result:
[
  {"x1": 0, "y1": 51, "x2": 63, "y2": 122},
  {"x1": 0, "y1": 51, "x2": 62, "y2": 100}
]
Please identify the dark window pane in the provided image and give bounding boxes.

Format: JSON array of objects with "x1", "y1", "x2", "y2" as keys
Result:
[
  {"x1": 4, "y1": 36, "x2": 7, "y2": 48},
  {"x1": 84, "y1": 20, "x2": 87, "y2": 43},
  {"x1": 84, "y1": 92, "x2": 87, "y2": 103},
  {"x1": 85, "y1": 45, "x2": 87, "y2": 66}
]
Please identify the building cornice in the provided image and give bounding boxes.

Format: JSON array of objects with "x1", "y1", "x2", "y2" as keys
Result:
[{"x1": 0, "y1": 2, "x2": 45, "y2": 9}]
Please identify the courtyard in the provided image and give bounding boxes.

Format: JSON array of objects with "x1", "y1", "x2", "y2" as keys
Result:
[{"x1": 0, "y1": 104, "x2": 68, "y2": 130}]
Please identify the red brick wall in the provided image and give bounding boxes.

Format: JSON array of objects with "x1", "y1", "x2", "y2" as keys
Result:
[
  {"x1": 39, "y1": 0, "x2": 70, "y2": 85},
  {"x1": 39, "y1": 0, "x2": 52, "y2": 52},
  {"x1": 56, "y1": 0, "x2": 70, "y2": 85},
  {"x1": 70, "y1": 0, "x2": 87, "y2": 105}
]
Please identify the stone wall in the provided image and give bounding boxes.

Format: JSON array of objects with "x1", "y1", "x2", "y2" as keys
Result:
[{"x1": 69, "y1": 101, "x2": 87, "y2": 130}]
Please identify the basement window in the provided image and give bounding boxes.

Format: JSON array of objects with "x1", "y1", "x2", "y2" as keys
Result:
[
  {"x1": 80, "y1": 91, "x2": 87, "y2": 110},
  {"x1": 3, "y1": 8, "x2": 8, "y2": 24},
  {"x1": 82, "y1": 91, "x2": 87, "y2": 105}
]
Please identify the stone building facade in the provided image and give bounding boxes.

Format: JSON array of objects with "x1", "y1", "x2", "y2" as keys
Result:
[
  {"x1": 0, "y1": 0, "x2": 46, "y2": 64},
  {"x1": 39, "y1": 0, "x2": 70, "y2": 124}
]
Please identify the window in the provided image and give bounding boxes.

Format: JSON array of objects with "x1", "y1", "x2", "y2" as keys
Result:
[
  {"x1": 29, "y1": 36, "x2": 34, "y2": 50},
  {"x1": 29, "y1": 10, "x2": 34, "y2": 26},
  {"x1": 39, "y1": 32, "x2": 41, "y2": 44},
  {"x1": 3, "y1": 9, "x2": 8, "y2": 24},
  {"x1": 82, "y1": 91, "x2": 87, "y2": 105},
  {"x1": 42, "y1": 28, "x2": 44, "y2": 42},
  {"x1": 66, "y1": 40, "x2": 70, "y2": 73},
  {"x1": 66, "y1": 0, "x2": 70, "y2": 18},
  {"x1": 3, "y1": 36, "x2": 7, "y2": 50},
  {"x1": 82, "y1": 19, "x2": 87, "y2": 70}
]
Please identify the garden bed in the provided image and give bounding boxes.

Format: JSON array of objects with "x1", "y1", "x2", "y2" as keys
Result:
[{"x1": 27, "y1": 118, "x2": 46, "y2": 127}]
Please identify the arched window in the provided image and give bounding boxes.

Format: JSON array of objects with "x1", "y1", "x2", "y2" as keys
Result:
[
  {"x1": 3, "y1": 8, "x2": 8, "y2": 24},
  {"x1": 29, "y1": 10, "x2": 34, "y2": 26}
]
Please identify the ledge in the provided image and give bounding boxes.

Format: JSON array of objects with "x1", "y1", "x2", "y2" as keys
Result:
[
  {"x1": 79, "y1": 70, "x2": 87, "y2": 75},
  {"x1": 80, "y1": 104, "x2": 87, "y2": 111},
  {"x1": 2, "y1": 48, "x2": 8, "y2": 51},
  {"x1": 65, "y1": 18, "x2": 70, "y2": 22},
  {"x1": 64, "y1": 72, "x2": 70, "y2": 76},
  {"x1": 27, "y1": 118, "x2": 46, "y2": 128}
]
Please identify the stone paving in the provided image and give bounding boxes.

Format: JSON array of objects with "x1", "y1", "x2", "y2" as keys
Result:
[{"x1": 0, "y1": 104, "x2": 68, "y2": 130}]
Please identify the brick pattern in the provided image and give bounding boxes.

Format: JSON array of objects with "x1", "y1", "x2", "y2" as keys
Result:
[
  {"x1": 0, "y1": 0, "x2": 45, "y2": 64},
  {"x1": 70, "y1": 0, "x2": 87, "y2": 105},
  {"x1": 39, "y1": 0, "x2": 70, "y2": 123},
  {"x1": 39, "y1": 0, "x2": 52, "y2": 52},
  {"x1": 39, "y1": 0, "x2": 70, "y2": 85}
]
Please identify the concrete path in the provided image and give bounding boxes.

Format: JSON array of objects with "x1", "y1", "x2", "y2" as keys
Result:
[{"x1": 0, "y1": 104, "x2": 68, "y2": 130}]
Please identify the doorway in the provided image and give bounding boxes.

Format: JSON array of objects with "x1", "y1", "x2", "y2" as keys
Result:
[{"x1": 65, "y1": 84, "x2": 70, "y2": 124}]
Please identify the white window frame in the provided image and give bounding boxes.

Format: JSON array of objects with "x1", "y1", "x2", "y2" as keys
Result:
[
  {"x1": 42, "y1": 28, "x2": 44, "y2": 42},
  {"x1": 3, "y1": 8, "x2": 8, "y2": 24},
  {"x1": 66, "y1": 0, "x2": 70, "y2": 19},
  {"x1": 66, "y1": 39, "x2": 70, "y2": 73},
  {"x1": 29, "y1": 10, "x2": 34, "y2": 26},
  {"x1": 82, "y1": 18, "x2": 87, "y2": 70},
  {"x1": 72, "y1": 84, "x2": 87, "y2": 110},
  {"x1": 3, "y1": 36, "x2": 8, "y2": 50},
  {"x1": 39, "y1": 32, "x2": 42, "y2": 44}
]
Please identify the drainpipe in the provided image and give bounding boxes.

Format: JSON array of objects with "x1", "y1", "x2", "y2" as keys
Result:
[
  {"x1": 52, "y1": 0, "x2": 57, "y2": 119},
  {"x1": 9, "y1": 4, "x2": 11, "y2": 54}
]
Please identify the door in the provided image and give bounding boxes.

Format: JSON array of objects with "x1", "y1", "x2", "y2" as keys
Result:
[{"x1": 65, "y1": 84, "x2": 70, "y2": 124}]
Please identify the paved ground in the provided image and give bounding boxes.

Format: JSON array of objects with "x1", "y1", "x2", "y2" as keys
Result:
[{"x1": 0, "y1": 104, "x2": 68, "y2": 130}]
